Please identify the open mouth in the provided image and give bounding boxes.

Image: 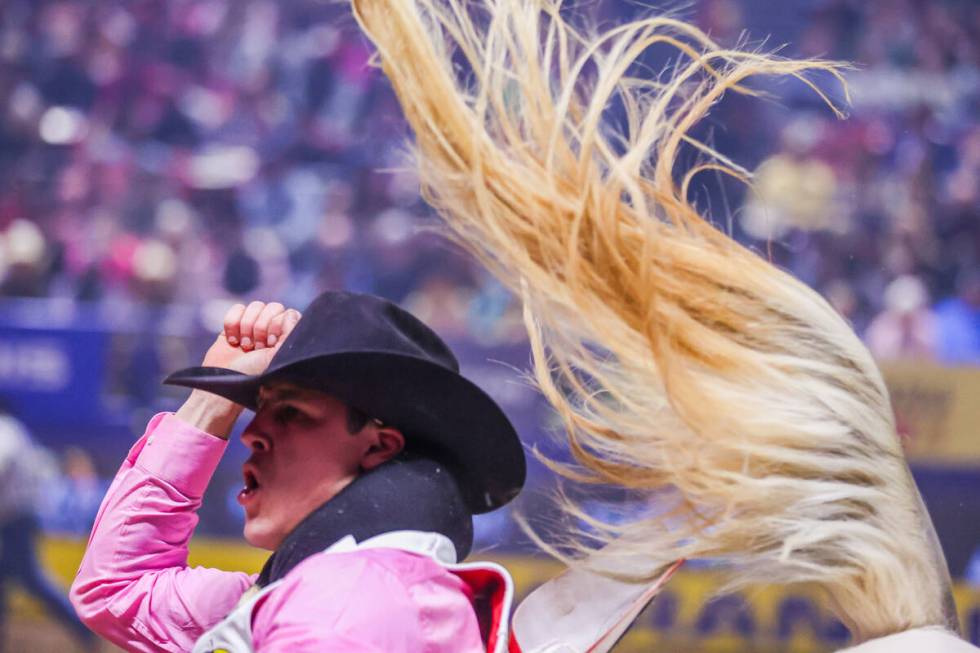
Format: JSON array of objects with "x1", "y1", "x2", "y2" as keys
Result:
[{"x1": 239, "y1": 468, "x2": 261, "y2": 504}]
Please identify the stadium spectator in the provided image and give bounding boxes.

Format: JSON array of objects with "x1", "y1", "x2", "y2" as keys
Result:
[
  {"x1": 866, "y1": 275, "x2": 938, "y2": 360},
  {"x1": 40, "y1": 447, "x2": 109, "y2": 537},
  {"x1": 934, "y1": 270, "x2": 980, "y2": 365},
  {"x1": 0, "y1": 405, "x2": 96, "y2": 652}
]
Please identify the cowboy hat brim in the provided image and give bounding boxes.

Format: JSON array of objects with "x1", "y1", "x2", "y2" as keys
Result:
[{"x1": 164, "y1": 351, "x2": 525, "y2": 514}]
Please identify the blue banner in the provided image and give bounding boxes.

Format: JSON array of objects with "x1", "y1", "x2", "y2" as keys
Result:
[{"x1": 0, "y1": 324, "x2": 110, "y2": 426}]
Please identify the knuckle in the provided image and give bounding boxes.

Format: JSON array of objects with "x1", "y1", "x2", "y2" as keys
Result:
[{"x1": 224, "y1": 304, "x2": 246, "y2": 324}]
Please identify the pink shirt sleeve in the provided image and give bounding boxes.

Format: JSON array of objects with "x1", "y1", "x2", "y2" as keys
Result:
[{"x1": 70, "y1": 413, "x2": 257, "y2": 653}]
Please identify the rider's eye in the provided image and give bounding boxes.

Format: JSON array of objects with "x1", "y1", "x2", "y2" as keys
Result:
[{"x1": 274, "y1": 405, "x2": 302, "y2": 424}]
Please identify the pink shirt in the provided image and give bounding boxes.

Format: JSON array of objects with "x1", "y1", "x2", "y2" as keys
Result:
[{"x1": 70, "y1": 413, "x2": 486, "y2": 653}]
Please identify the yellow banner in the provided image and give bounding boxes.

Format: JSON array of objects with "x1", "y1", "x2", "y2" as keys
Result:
[
  {"x1": 24, "y1": 539, "x2": 980, "y2": 652},
  {"x1": 882, "y1": 363, "x2": 980, "y2": 464}
]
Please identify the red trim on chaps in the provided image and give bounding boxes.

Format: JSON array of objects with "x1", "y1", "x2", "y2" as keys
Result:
[{"x1": 452, "y1": 567, "x2": 512, "y2": 653}]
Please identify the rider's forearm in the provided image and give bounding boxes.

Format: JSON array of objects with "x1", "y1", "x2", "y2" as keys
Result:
[{"x1": 174, "y1": 390, "x2": 244, "y2": 441}]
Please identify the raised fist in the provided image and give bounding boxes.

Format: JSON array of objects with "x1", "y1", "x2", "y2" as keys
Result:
[{"x1": 202, "y1": 301, "x2": 302, "y2": 377}]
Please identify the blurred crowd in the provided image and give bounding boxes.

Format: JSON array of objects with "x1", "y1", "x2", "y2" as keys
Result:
[
  {"x1": 0, "y1": 0, "x2": 524, "y2": 346},
  {"x1": 733, "y1": 0, "x2": 979, "y2": 364},
  {"x1": 0, "y1": 0, "x2": 977, "y2": 360}
]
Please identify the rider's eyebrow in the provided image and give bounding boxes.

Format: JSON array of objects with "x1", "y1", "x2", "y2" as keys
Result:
[{"x1": 257, "y1": 387, "x2": 323, "y2": 410}]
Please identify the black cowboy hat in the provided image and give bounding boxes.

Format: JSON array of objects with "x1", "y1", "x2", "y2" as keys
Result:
[{"x1": 164, "y1": 291, "x2": 526, "y2": 513}]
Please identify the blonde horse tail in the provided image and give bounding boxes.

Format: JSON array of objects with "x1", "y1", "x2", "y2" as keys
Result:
[{"x1": 351, "y1": 0, "x2": 956, "y2": 641}]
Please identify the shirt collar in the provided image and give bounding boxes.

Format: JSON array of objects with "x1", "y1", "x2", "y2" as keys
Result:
[{"x1": 324, "y1": 530, "x2": 458, "y2": 565}]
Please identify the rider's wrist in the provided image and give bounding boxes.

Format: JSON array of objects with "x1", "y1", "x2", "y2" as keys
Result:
[{"x1": 174, "y1": 390, "x2": 243, "y2": 440}]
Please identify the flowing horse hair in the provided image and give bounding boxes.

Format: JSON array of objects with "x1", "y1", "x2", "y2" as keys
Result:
[{"x1": 350, "y1": 0, "x2": 958, "y2": 643}]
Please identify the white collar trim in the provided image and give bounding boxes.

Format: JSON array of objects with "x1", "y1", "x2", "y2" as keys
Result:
[{"x1": 323, "y1": 530, "x2": 459, "y2": 565}]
